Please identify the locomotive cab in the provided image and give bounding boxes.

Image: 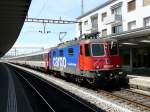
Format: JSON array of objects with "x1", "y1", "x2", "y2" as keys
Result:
[
  {"x1": 79, "y1": 39, "x2": 127, "y2": 86},
  {"x1": 79, "y1": 39, "x2": 121, "y2": 71},
  {"x1": 91, "y1": 41, "x2": 121, "y2": 70}
]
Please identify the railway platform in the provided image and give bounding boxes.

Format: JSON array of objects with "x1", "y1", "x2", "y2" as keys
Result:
[{"x1": 128, "y1": 74, "x2": 150, "y2": 92}]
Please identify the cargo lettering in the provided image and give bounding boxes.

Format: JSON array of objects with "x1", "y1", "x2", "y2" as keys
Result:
[{"x1": 53, "y1": 57, "x2": 66, "y2": 68}]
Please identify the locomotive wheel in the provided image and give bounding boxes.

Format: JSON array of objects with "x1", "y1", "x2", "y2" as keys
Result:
[
  {"x1": 53, "y1": 71, "x2": 61, "y2": 77},
  {"x1": 75, "y1": 76, "x2": 84, "y2": 84},
  {"x1": 86, "y1": 78, "x2": 96, "y2": 85},
  {"x1": 86, "y1": 78, "x2": 108, "y2": 87}
]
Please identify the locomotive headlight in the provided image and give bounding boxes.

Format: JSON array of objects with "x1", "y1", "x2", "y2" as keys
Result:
[
  {"x1": 116, "y1": 65, "x2": 120, "y2": 67},
  {"x1": 96, "y1": 66, "x2": 99, "y2": 69},
  {"x1": 110, "y1": 73, "x2": 113, "y2": 77},
  {"x1": 97, "y1": 74, "x2": 101, "y2": 76},
  {"x1": 119, "y1": 72, "x2": 123, "y2": 75}
]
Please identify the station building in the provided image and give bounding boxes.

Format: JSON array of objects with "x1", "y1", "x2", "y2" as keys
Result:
[{"x1": 76, "y1": 0, "x2": 150, "y2": 73}]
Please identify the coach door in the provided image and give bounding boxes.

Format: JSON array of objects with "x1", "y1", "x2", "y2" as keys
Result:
[{"x1": 79, "y1": 45, "x2": 84, "y2": 70}]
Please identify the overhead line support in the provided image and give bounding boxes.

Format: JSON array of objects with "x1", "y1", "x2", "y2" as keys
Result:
[{"x1": 25, "y1": 18, "x2": 81, "y2": 24}]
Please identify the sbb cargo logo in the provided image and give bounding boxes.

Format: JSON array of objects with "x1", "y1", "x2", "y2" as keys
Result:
[{"x1": 53, "y1": 57, "x2": 66, "y2": 68}]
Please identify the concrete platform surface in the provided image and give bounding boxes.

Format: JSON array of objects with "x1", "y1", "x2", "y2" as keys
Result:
[{"x1": 128, "y1": 75, "x2": 150, "y2": 91}]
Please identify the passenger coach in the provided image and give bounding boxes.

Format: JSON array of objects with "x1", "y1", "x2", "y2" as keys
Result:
[{"x1": 9, "y1": 50, "x2": 49, "y2": 71}]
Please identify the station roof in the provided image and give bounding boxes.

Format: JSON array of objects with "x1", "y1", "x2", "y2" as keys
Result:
[
  {"x1": 112, "y1": 27, "x2": 150, "y2": 47},
  {"x1": 0, "y1": 0, "x2": 31, "y2": 57}
]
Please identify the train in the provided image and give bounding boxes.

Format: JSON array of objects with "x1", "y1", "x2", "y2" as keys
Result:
[{"x1": 9, "y1": 38, "x2": 128, "y2": 87}]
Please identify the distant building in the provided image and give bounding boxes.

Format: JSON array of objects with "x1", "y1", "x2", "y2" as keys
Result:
[{"x1": 76, "y1": 0, "x2": 150, "y2": 72}]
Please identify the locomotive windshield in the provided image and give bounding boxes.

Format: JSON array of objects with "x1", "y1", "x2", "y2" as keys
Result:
[
  {"x1": 109, "y1": 41, "x2": 118, "y2": 55},
  {"x1": 91, "y1": 43, "x2": 104, "y2": 56}
]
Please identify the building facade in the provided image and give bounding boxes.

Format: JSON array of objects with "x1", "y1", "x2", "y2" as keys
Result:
[{"x1": 76, "y1": 0, "x2": 150, "y2": 72}]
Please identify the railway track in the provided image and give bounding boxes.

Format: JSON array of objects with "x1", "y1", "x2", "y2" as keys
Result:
[
  {"x1": 8, "y1": 63, "x2": 150, "y2": 112},
  {"x1": 98, "y1": 89, "x2": 150, "y2": 112},
  {"x1": 10, "y1": 66, "x2": 101, "y2": 112}
]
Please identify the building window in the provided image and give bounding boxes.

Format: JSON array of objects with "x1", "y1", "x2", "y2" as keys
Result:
[
  {"x1": 112, "y1": 25, "x2": 123, "y2": 34},
  {"x1": 84, "y1": 20, "x2": 88, "y2": 26},
  {"x1": 112, "y1": 6, "x2": 122, "y2": 15},
  {"x1": 84, "y1": 20, "x2": 88, "y2": 31},
  {"x1": 91, "y1": 17, "x2": 98, "y2": 27},
  {"x1": 128, "y1": 0, "x2": 136, "y2": 12},
  {"x1": 101, "y1": 12, "x2": 107, "y2": 21},
  {"x1": 78, "y1": 23, "x2": 82, "y2": 35},
  {"x1": 128, "y1": 21, "x2": 136, "y2": 30},
  {"x1": 143, "y1": 0, "x2": 150, "y2": 6},
  {"x1": 91, "y1": 14, "x2": 98, "y2": 33},
  {"x1": 144, "y1": 17, "x2": 150, "y2": 27},
  {"x1": 102, "y1": 29, "x2": 107, "y2": 37},
  {"x1": 111, "y1": 2, "x2": 122, "y2": 15}
]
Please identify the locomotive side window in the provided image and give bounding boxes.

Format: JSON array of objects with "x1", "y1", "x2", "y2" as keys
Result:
[
  {"x1": 91, "y1": 44, "x2": 104, "y2": 56},
  {"x1": 59, "y1": 49, "x2": 64, "y2": 57},
  {"x1": 68, "y1": 48, "x2": 74, "y2": 56},
  {"x1": 80, "y1": 46, "x2": 82, "y2": 55},
  {"x1": 85, "y1": 44, "x2": 91, "y2": 56},
  {"x1": 109, "y1": 42, "x2": 118, "y2": 55},
  {"x1": 53, "y1": 51, "x2": 56, "y2": 57}
]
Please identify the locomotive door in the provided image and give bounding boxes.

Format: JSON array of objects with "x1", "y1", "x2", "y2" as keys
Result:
[
  {"x1": 79, "y1": 45, "x2": 84, "y2": 70},
  {"x1": 44, "y1": 53, "x2": 49, "y2": 70}
]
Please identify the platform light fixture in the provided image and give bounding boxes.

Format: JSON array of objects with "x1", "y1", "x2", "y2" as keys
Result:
[
  {"x1": 122, "y1": 43, "x2": 138, "y2": 45},
  {"x1": 140, "y1": 40, "x2": 150, "y2": 43}
]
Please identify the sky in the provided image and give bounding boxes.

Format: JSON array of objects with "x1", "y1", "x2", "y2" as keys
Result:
[{"x1": 12, "y1": 0, "x2": 107, "y2": 51}]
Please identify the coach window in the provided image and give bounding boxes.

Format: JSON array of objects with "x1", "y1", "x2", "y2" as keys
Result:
[
  {"x1": 59, "y1": 49, "x2": 64, "y2": 57},
  {"x1": 39, "y1": 54, "x2": 43, "y2": 61},
  {"x1": 35, "y1": 55, "x2": 42, "y2": 61},
  {"x1": 33, "y1": 55, "x2": 36, "y2": 61},
  {"x1": 85, "y1": 44, "x2": 91, "y2": 56},
  {"x1": 30, "y1": 56, "x2": 33, "y2": 61},
  {"x1": 68, "y1": 48, "x2": 74, "y2": 56},
  {"x1": 27, "y1": 56, "x2": 30, "y2": 61}
]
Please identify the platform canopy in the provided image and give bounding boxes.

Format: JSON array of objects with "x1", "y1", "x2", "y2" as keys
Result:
[
  {"x1": 0, "y1": 0, "x2": 31, "y2": 57},
  {"x1": 111, "y1": 27, "x2": 150, "y2": 48}
]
